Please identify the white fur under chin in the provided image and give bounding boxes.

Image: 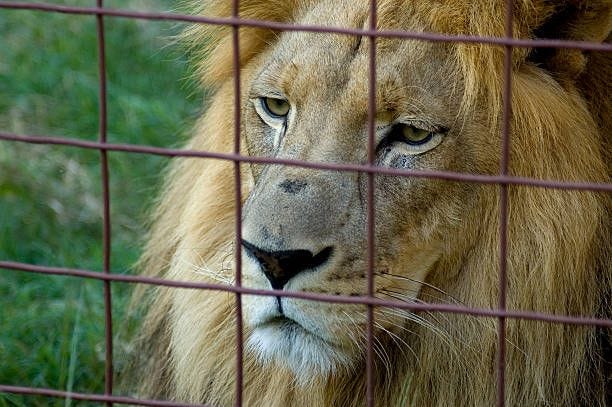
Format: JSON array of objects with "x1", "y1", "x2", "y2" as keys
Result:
[{"x1": 247, "y1": 321, "x2": 355, "y2": 386}]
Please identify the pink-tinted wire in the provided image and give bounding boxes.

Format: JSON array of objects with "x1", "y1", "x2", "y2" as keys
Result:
[
  {"x1": 231, "y1": 0, "x2": 244, "y2": 405},
  {"x1": 95, "y1": 1, "x2": 114, "y2": 405},
  {"x1": 1, "y1": 260, "x2": 610, "y2": 329},
  {"x1": 365, "y1": 1, "x2": 377, "y2": 405},
  {"x1": 1, "y1": 132, "x2": 610, "y2": 193},
  {"x1": 0, "y1": 2, "x2": 610, "y2": 52},
  {"x1": 496, "y1": 1, "x2": 514, "y2": 404}
]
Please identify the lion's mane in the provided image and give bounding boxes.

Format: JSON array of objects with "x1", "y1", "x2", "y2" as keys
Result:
[{"x1": 130, "y1": 1, "x2": 611, "y2": 405}]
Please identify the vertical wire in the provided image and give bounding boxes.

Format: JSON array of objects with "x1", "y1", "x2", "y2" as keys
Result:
[
  {"x1": 497, "y1": 0, "x2": 513, "y2": 405},
  {"x1": 366, "y1": 1, "x2": 377, "y2": 406},
  {"x1": 95, "y1": 0, "x2": 113, "y2": 406},
  {"x1": 231, "y1": 0, "x2": 244, "y2": 405}
]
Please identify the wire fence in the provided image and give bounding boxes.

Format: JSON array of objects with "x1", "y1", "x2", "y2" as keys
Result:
[{"x1": 0, "y1": 1, "x2": 610, "y2": 406}]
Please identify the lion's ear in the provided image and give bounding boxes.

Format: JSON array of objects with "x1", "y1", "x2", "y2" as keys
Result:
[{"x1": 526, "y1": 0, "x2": 611, "y2": 81}]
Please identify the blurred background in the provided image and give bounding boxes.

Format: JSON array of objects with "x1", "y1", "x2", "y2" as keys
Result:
[{"x1": 0, "y1": 0, "x2": 203, "y2": 404}]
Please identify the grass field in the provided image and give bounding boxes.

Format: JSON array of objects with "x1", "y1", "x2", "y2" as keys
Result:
[{"x1": 0, "y1": 1, "x2": 202, "y2": 405}]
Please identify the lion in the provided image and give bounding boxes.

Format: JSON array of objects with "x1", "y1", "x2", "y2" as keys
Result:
[{"x1": 129, "y1": 0, "x2": 611, "y2": 405}]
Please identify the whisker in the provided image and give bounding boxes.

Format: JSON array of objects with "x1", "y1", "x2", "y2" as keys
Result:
[
  {"x1": 375, "y1": 334, "x2": 394, "y2": 378},
  {"x1": 375, "y1": 272, "x2": 462, "y2": 304},
  {"x1": 375, "y1": 293, "x2": 456, "y2": 352},
  {"x1": 179, "y1": 252, "x2": 234, "y2": 285},
  {"x1": 340, "y1": 311, "x2": 366, "y2": 352},
  {"x1": 379, "y1": 307, "x2": 460, "y2": 362},
  {"x1": 379, "y1": 287, "x2": 456, "y2": 328},
  {"x1": 370, "y1": 313, "x2": 419, "y2": 361}
]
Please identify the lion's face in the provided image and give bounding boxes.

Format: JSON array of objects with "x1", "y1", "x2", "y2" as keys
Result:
[
  {"x1": 136, "y1": 0, "x2": 609, "y2": 403},
  {"x1": 240, "y1": 2, "x2": 496, "y2": 377}
]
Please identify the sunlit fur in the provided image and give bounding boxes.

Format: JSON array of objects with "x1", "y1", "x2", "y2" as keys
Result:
[{"x1": 129, "y1": 1, "x2": 610, "y2": 405}]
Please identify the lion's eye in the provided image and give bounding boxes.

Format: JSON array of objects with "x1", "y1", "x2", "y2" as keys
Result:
[
  {"x1": 379, "y1": 123, "x2": 445, "y2": 156},
  {"x1": 261, "y1": 97, "x2": 290, "y2": 118},
  {"x1": 401, "y1": 125, "x2": 433, "y2": 145}
]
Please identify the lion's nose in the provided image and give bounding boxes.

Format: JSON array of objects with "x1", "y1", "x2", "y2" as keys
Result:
[{"x1": 242, "y1": 240, "x2": 333, "y2": 289}]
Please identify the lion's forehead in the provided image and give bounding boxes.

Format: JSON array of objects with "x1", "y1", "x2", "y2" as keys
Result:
[
  {"x1": 257, "y1": 3, "x2": 459, "y2": 123},
  {"x1": 261, "y1": 39, "x2": 459, "y2": 134}
]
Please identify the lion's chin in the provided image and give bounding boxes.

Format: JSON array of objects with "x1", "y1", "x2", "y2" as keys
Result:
[{"x1": 246, "y1": 316, "x2": 355, "y2": 384}]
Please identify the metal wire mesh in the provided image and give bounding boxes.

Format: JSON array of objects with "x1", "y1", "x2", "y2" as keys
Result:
[{"x1": 0, "y1": 1, "x2": 610, "y2": 407}]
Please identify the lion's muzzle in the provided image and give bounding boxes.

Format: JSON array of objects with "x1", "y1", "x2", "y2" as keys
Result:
[{"x1": 241, "y1": 166, "x2": 361, "y2": 290}]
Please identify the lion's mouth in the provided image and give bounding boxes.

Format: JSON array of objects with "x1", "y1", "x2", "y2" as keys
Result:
[
  {"x1": 257, "y1": 315, "x2": 313, "y2": 336},
  {"x1": 247, "y1": 312, "x2": 356, "y2": 378},
  {"x1": 255, "y1": 315, "x2": 341, "y2": 348}
]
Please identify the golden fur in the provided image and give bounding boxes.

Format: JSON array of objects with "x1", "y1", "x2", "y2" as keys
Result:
[{"x1": 130, "y1": 1, "x2": 611, "y2": 405}]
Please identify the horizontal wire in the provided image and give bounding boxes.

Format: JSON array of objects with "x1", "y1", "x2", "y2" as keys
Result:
[
  {"x1": 0, "y1": 385, "x2": 209, "y2": 407},
  {"x1": 1, "y1": 260, "x2": 610, "y2": 328},
  {"x1": 1, "y1": 132, "x2": 610, "y2": 192},
  {"x1": 0, "y1": 1, "x2": 609, "y2": 52}
]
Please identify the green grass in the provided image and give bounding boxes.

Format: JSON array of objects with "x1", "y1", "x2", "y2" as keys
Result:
[{"x1": 0, "y1": 1, "x2": 202, "y2": 405}]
